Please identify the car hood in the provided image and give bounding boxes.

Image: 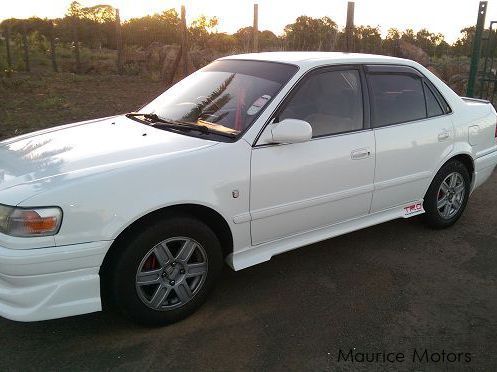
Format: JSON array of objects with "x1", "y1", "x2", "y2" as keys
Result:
[{"x1": 0, "y1": 115, "x2": 218, "y2": 195}]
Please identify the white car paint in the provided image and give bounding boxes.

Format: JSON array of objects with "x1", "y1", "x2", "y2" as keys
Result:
[
  {"x1": 250, "y1": 129, "x2": 375, "y2": 245},
  {"x1": 1, "y1": 52, "x2": 496, "y2": 322},
  {"x1": 371, "y1": 113, "x2": 455, "y2": 212}
]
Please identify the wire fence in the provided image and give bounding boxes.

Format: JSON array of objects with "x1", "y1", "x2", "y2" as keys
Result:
[{"x1": 0, "y1": 2, "x2": 476, "y2": 85}]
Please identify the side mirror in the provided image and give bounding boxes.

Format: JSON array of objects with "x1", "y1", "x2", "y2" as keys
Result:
[{"x1": 271, "y1": 118, "x2": 312, "y2": 144}]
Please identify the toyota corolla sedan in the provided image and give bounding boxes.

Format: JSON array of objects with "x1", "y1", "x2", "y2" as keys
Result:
[{"x1": 1, "y1": 52, "x2": 496, "y2": 326}]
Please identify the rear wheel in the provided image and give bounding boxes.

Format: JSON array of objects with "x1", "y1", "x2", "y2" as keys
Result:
[
  {"x1": 423, "y1": 160, "x2": 471, "y2": 229},
  {"x1": 107, "y1": 216, "x2": 223, "y2": 326}
]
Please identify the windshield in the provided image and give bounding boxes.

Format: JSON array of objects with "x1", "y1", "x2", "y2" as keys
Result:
[{"x1": 139, "y1": 60, "x2": 298, "y2": 138}]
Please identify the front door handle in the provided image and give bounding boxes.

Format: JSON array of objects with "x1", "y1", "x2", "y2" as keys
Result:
[
  {"x1": 351, "y1": 148, "x2": 371, "y2": 160},
  {"x1": 438, "y1": 129, "x2": 450, "y2": 142}
]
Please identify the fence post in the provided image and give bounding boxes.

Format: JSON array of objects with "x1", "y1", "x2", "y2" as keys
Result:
[
  {"x1": 72, "y1": 16, "x2": 81, "y2": 74},
  {"x1": 181, "y1": 5, "x2": 188, "y2": 77},
  {"x1": 253, "y1": 3, "x2": 259, "y2": 52},
  {"x1": 22, "y1": 22, "x2": 30, "y2": 72},
  {"x1": 5, "y1": 26, "x2": 12, "y2": 76},
  {"x1": 467, "y1": 1, "x2": 488, "y2": 97},
  {"x1": 345, "y1": 1, "x2": 355, "y2": 52},
  {"x1": 49, "y1": 21, "x2": 58, "y2": 72},
  {"x1": 115, "y1": 8, "x2": 123, "y2": 74}
]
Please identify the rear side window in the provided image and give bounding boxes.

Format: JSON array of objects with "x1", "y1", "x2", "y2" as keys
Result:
[
  {"x1": 424, "y1": 83, "x2": 444, "y2": 117},
  {"x1": 279, "y1": 69, "x2": 363, "y2": 137},
  {"x1": 430, "y1": 82, "x2": 452, "y2": 114},
  {"x1": 368, "y1": 74, "x2": 426, "y2": 127}
]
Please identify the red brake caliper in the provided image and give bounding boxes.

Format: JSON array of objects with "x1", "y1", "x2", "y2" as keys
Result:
[{"x1": 143, "y1": 254, "x2": 158, "y2": 270}]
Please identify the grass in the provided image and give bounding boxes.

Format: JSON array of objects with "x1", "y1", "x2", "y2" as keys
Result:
[
  {"x1": 0, "y1": 41, "x2": 177, "y2": 140},
  {"x1": 0, "y1": 72, "x2": 167, "y2": 140},
  {"x1": 0, "y1": 40, "x2": 473, "y2": 140},
  {"x1": 0, "y1": 39, "x2": 118, "y2": 75}
]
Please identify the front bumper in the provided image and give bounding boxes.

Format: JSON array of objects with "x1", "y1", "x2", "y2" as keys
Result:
[{"x1": 0, "y1": 241, "x2": 110, "y2": 322}]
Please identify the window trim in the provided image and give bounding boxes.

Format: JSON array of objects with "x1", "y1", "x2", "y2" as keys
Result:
[
  {"x1": 423, "y1": 78, "x2": 452, "y2": 115},
  {"x1": 253, "y1": 64, "x2": 369, "y2": 146},
  {"x1": 365, "y1": 64, "x2": 452, "y2": 129},
  {"x1": 365, "y1": 64, "x2": 424, "y2": 78},
  {"x1": 423, "y1": 81, "x2": 444, "y2": 118},
  {"x1": 252, "y1": 63, "x2": 453, "y2": 146},
  {"x1": 366, "y1": 69, "x2": 427, "y2": 128}
]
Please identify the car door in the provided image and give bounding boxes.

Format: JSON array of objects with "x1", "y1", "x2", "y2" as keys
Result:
[
  {"x1": 249, "y1": 67, "x2": 376, "y2": 245},
  {"x1": 366, "y1": 65, "x2": 454, "y2": 213}
]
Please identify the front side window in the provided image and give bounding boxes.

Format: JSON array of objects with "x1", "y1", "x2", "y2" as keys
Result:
[
  {"x1": 368, "y1": 73, "x2": 426, "y2": 127},
  {"x1": 279, "y1": 69, "x2": 364, "y2": 137},
  {"x1": 139, "y1": 60, "x2": 298, "y2": 139}
]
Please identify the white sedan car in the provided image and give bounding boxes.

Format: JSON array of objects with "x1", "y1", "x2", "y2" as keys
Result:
[{"x1": 1, "y1": 52, "x2": 496, "y2": 326}]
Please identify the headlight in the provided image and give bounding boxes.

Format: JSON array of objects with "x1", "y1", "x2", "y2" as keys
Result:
[{"x1": 0, "y1": 204, "x2": 63, "y2": 237}]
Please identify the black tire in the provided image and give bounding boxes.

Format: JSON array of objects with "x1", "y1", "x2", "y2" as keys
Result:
[
  {"x1": 106, "y1": 215, "x2": 223, "y2": 326},
  {"x1": 423, "y1": 160, "x2": 471, "y2": 229}
]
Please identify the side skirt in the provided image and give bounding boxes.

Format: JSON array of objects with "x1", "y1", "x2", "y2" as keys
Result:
[{"x1": 226, "y1": 200, "x2": 424, "y2": 271}]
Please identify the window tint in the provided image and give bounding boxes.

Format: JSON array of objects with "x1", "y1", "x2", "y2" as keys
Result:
[
  {"x1": 431, "y1": 84, "x2": 451, "y2": 113},
  {"x1": 424, "y1": 83, "x2": 444, "y2": 117},
  {"x1": 279, "y1": 70, "x2": 363, "y2": 137},
  {"x1": 369, "y1": 74, "x2": 426, "y2": 127},
  {"x1": 142, "y1": 60, "x2": 298, "y2": 136}
]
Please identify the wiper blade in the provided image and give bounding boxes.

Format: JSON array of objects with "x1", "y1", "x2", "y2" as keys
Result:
[
  {"x1": 125, "y1": 113, "x2": 236, "y2": 138},
  {"x1": 126, "y1": 112, "x2": 208, "y2": 133}
]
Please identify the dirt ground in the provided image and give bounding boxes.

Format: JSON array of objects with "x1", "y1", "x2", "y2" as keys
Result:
[
  {"x1": 0, "y1": 171, "x2": 495, "y2": 371},
  {"x1": 1, "y1": 74, "x2": 497, "y2": 370},
  {"x1": 0, "y1": 73, "x2": 166, "y2": 140}
]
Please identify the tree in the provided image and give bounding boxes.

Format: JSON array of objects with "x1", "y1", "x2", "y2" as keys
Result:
[
  {"x1": 453, "y1": 27, "x2": 475, "y2": 56},
  {"x1": 353, "y1": 25, "x2": 382, "y2": 53},
  {"x1": 234, "y1": 26, "x2": 253, "y2": 52},
  {"x1": 383, "y1": 27, "x2": 401, "y2": 55},
  {"x1": 62, "y1": 1, "x2": 117, "y2": 49},
  {"x1": 206, "y1": 32, "x2": 236, "y2": 53},
  {"x1": 413, "y1": 29, "x2": 446, "y2": 56},
  {"x1": 259, "y1": 30, "x2": 280, "y2": 51},
  {"x1": 415, "y1": 28, "x2": 433, "y2": 53},
  {"x1": 386, "y1": 28, "x2": 401, "y2": 40},
  {"x1": 401, "y1": 29, "x2": 416, "y2": 44},
  {"x1": 189, "y1": 15, "x2": 218, "y2": 48},
  {"x1": 79, "y1": 4, "x2": 115, "y2": 24},
  {"x1": 66, "y1": 1, "x2": 83, "y2": 18},
  {"x1": 122, "y1": 9, "x2": 181, "y2": 47},
  {"x1": 284, "y1": 16, "x2": 338, "y2": 51},
  {"x1": 232, "y1": 27, "x2": 280, "y2": 52}
]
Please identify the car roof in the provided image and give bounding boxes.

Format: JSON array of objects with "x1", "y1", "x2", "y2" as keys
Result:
[
  {"x1": 219, "y1": 52, "x2": 413, "y2": 68},
  {"x1": 217, "y1": 51, "x2": 463, "y2": 112}
]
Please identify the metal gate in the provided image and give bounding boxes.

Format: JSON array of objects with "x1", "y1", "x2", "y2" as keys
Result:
[
  {"x1": 468, "y1": 1, "x2": 497, "y2": 105},
  {"x1": 476, "y1": 21, "x2": 497, "y2": 104}
]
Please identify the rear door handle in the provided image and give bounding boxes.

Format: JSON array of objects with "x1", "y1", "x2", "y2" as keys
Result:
[
  {"x1": 438, "y1": 130, "x2": 450, "y2": 142},
  {"x1": 351, "y1": 148, "x2": 371, "y2": 160}
]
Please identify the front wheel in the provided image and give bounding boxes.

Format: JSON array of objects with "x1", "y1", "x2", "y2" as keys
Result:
[
  {"x1": 107, "y1": 216, "x2": 223, "y2": 326},
  {"x1": 423, "y1": 160, "x2": 471, "y2": 229}
]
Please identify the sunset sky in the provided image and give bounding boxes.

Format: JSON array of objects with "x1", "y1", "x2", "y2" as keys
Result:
[{"x1": 1, "y1": 0, "x2": 493, "y2": 43}]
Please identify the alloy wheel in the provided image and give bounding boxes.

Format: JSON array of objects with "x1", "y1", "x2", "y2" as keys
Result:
[
  {"x1": 436, "y1": 172, "x2": 465, "y2": 220},
  {"x1": 135, "y1": 237, "x2": 208, "y2": 310}
]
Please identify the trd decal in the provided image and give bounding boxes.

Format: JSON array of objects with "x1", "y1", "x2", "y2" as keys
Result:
[{"x1": 403, "y1": 202, "x2": 424, "y2": 217}]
